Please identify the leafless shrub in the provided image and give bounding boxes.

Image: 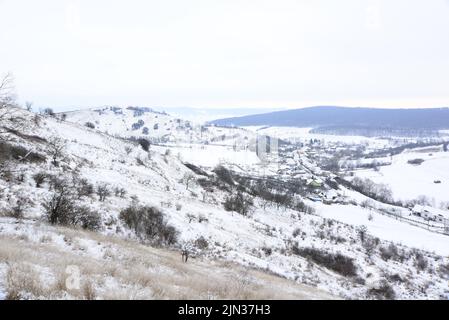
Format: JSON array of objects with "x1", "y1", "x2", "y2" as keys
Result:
[
  {"x1": 114, "y1": 187, "x2": 127, "y2": 198},
  {"x1": 438, "y1": 263, "x2": 449, "y2": 278},
  {"x1": 43, "y1": 183, "x2": 74, "y2": 224},
  {"x1": 360, "y1": 199, "x2": 374, "y2": 208},
  {"x1": 186, "y1": 213, "x2": 196, "y2": 223},
  {"x1": 0, "y1": 73, "x2": 20, "y2": 138},
  {"x1": 293, "y1": 200, "x2": 315, "y2": 214},
  {"x1": 329, "y1": 234, "x2": 347, "y2": 244},
  {"x1": 33, "y1": 114, "x2": 41, "y2": 126},
  {"x1": 0, "y1": 141, "x2": 46, "y2": 163},
  {"x1": 136, "y1": 157, "x2": 144, "y2": 166},
  {"x1": 8, "y1": 195, "x2": 30, "y2": 219},
  {"x1": 350, "y1": 177, "x2": 394, "y2": 204},
  {"x1": 138, "y1": 138, "x2": 150, "y2": 152},
  {"x1": 181, "y1": 172, "x2": 196, "y2": 190},
  {"x1": 160, "y1": 200, "x2": 172, "y2": 208},
  {"x1": 224, "y1": 192, "x2": 253, "y2": 216},
  {"x1": 32, "y1": 172, "x2": 47, "y2": 187},
  {"x1": 292, "y1": 228, "x2": 301, "y2": 238},
  {"x1": 357, "y1": 225, "x2": 368, "y2": 244},
  {"x1": 194, "y1": 236, "x2": 209, "y2": 250},
  {"x1": 198, "y1": 214, "x2": 208, "y2": 223},
  {"x1": 407, "y1": 158, "x2": 425, "y2": 165},
  {"x1": 119, "y1": 205, "x2": 179, "y2": 246},
  {"x1": 261, "y1": 246, "x2": 273, "y2": 256},
  {"x1": 0, "y1": 73, "x2": 15, "y2": 109},
  {"x1": 124, "y1": 146, "x2": 132, "y2": 155},
  {"x1": 349, "y1": 276, "x2": 364, "y2": 287},
  {"x1": 84, "y1": 122, "x2": 95, "y2": 129},
  {"x1": 380, "y1": 243, "x2": 405, "y2": 262},
  {"x1": 47, "y1": 137, "x2": 66, "y2": 166},
  {"x1": 292, "y1": 246, "x2": 357, "y2": 277},
  {"x1": 386, "y1": 273, "x2": 405, "y2": 283},
  {"x1": 414, "y1": 251, "x2": 429, "y2": 271},
  {"x1": 362, "y1": 236, "x2": 379, "y2": 256},
  {"x1": 16, "y1": 172, "x2": 25, "y2": 183},
  {"x1": 72, "y1": 206, "x2": 102, "y2": 231},
  {"x1": 0, "y1": 163, "x2": 12, "y2": 182},
  {"x1": 96, "y1": 183, "x2": 111, "y2": 202},
  {"x1": 42, "y1": 108, "x2": 55, "y2": 116},
  {"x1": 74, "y1": 178, "x2": 94, "y2": 198},
  {"x1": 368, "y1": 280, "x2": 396, "y2": 300},
  {"x1": 43, "y1": 183, "x2": 101, "y2": 230},
  {"x1": 213, "y1": 165, "x2": 234, "y2": 186}
]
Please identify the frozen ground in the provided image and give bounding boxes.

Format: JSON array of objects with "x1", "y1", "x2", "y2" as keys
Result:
[
  {"x1": 243, "y1": 126, "x2": 391, "y2": 147},
  {"x1": 315, "y1": 203, "x2": 449, "y2": 256},
  {"x1": 354, "y1": 150, "x2": 449, "y2": 205},
  {"x1": 152, "y1": 144, "x2": 260, "y2": 168}
]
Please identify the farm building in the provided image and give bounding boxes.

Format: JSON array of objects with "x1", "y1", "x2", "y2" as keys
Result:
[
  {"x1": 412, "y1": 205, "x2": 449, "y2": 224},
  {"x1": 307, "y1": 179, "x2": 323, "y2": 188}
]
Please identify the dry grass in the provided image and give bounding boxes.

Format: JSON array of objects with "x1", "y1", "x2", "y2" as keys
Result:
[
  {"x1": 82, "y1": 280, "x2": 97, "y2": 300},
  {"x1": 0, "y1": 223, "x2": 337, "y2": 300},
  {"x1": 4, "y1": 262, "x2": 47, "y2": 300}
]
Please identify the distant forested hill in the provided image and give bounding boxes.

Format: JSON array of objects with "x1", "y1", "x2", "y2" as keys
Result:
[{"x1": 209, "y1": 106, "x2": 449, "y2": 133}]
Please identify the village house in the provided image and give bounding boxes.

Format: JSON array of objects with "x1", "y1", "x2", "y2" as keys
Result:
[{"x1": 412, "y1": 205, "x2": 449, "y2": 224}]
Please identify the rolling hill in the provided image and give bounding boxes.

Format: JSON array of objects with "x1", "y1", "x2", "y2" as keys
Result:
[{"x1": 210, "y1": 106, "x2": 449, "y2": 133}]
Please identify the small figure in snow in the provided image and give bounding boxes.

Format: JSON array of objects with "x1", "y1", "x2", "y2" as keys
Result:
[
  {"x1": 181, "y1": 249, "x2": 189, "y2": 263},
  {"x1": 181, "y1": 242, "x2": 194, "y2": 263}
]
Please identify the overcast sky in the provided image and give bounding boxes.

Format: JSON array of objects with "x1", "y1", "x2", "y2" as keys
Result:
[{"x1": 1, "y1": 0, "x2": 449, "y2": 111}]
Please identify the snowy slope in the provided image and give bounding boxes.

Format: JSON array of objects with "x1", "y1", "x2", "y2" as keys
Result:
[
  {"x1": 315, "y1": 203, "x2": 449, "y2": 256},
  {"x1": 63, "y1": 106, "x2": 257, "y2": 146},
  {"x1": 62, "y1": 107, "x2": 263, "y2": 170},
  {"x1": 1, "y1": 108, "x2": 449, "y2": 300},
  {"x1": 0, "y1": 218, "x2": 335, "y2": 300},
  {"x1": 354, "y1": 150, "x2": 449, "y2": 205}
]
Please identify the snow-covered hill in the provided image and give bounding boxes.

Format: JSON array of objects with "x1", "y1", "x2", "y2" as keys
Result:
[
  {"x1": 0, "y1": 218, "x2": 334, "y2": 300},
  {"x1": 62, "y1": 106, "x2": 266, "y2": 170},
  {"x1": 63, "y1": 106, "x2": 256, "y2": 146},
  {"x1": 1, "y1": 107, "x2": 449, "y2": 300}
]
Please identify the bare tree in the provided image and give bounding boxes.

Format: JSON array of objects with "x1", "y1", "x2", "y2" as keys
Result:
[
  {"x1": 96, "y1": 183, "x2": 111, "y2": 202},
  {"x1": 48, "y1": 137, "x2": 66, "y2": 166},
  {"x1": 43, "y1": 182, "x2": 101, "y2": 230},
  {"x1": 42, "y1": 108, "x2": 55, "y2": 116},
  {"x1": 0, "y1": 73, "x2": 20, "y2": 140},
  {"x1": 43, "y1": 182, "x2": 74, "y2": 225},
  {"x1": 0, "y1": 73, "x2": 16, "y2": 115},
  {"x1": 181, "y1": 172, "x2": 196, "y2": 190},
  {"x1": 25, "y1": 101, "x2": 33, "y2": 112},
  {"x1": 32, "y1": 172, "x2": 47, "y2": 187}
]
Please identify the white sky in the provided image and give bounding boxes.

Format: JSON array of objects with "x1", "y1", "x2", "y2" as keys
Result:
[{"x1": 1, "y1": 0, "x2": 449, "y2": 110}]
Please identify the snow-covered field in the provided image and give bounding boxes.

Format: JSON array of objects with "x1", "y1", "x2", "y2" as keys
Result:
[
  {"x1": 243, "y1": 126, "x2": 391, "y2": 147},
  {"x1": 316, "y1": 203, "x2": 449, "y2": 256},
  {"x1": 152, "y1": 144, "x2": 260, "y2": 169},
  {"x1": 354, "y1": 151, "x2": 449, "y2": 205}
]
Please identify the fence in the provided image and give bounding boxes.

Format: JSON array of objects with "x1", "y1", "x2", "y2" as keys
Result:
[{"x1": 377, "y1": 207, "x2": 449, "y2": 236}]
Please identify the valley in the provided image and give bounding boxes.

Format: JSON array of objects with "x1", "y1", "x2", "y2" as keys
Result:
[{"x1": 1, "y1": 105, "x2": 449, "y2": 300}]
